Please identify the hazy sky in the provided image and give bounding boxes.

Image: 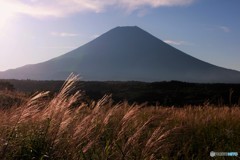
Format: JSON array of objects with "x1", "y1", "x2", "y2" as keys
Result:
[{"x1": 0, "y1": 0, "x2": 240, "y2": 71}]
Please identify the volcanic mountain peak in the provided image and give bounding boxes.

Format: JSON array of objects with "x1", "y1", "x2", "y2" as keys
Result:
[{"x1": 0, "y1": 26, "x2": 240, "y2": 83}]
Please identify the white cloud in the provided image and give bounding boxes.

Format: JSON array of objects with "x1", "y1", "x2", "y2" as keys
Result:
[
  {"x1": 204, "y1": 25, "x2": 231, "y2": 33},
  {"x1": 164, "y1": 40, "x2": 191, "y2": 46},
  {"x1": 0, "y1": 0, "x2": 195, "y2": 18},
  {"x1": 137, "y1": 9, "x2": 149, "y2": 17},
  {"x1": 219, "y1": 26, "x2": 230, "y2": 33},
  {"x1": 51, "y1": 32, "x2": 79, "y2": 37},
  {"x1": 118, "y1": 0, "x2": 194, "y2": 12},
  {"x1": 91, "y1": 34, "x2": 100, "y2": 39},
  {"x1": 45, "y1": 46, "x2": 78, "y2": 49}
]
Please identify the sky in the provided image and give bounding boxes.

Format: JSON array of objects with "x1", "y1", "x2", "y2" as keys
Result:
[{"x1": 0, "y1": 0, "x2": 240, "y2": 71}]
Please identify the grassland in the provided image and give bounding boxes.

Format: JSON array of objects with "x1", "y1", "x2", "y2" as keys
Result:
[{"x1": 0, "y1": 75, "x2": 240, "y2": 159}]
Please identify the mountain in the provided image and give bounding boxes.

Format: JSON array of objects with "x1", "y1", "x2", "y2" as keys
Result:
[{"x1": 1, "y1": 26, "x2": 240, "y2": 83}]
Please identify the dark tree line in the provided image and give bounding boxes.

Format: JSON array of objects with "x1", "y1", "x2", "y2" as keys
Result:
[
  {"x1": 0, "y1": 81, "x2": 15, "y2": 91},
  {"x1": 1, "y1": 79, "x2": 240, "y2": 106}
]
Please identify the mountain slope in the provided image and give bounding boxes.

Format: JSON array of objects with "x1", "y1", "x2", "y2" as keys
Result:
[{"x1": 1, "y1": 26, "x2": 240, "y2": 83}]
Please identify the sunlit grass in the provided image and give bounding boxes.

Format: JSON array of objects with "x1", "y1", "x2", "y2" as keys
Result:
[{"x1": 0, "y1": 75, "x2": 240, "y2": 159}]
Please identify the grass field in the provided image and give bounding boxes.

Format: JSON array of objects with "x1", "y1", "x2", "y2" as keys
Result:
[{"x1": 0, "y1": 75, "x2": 240, "y2": 159}]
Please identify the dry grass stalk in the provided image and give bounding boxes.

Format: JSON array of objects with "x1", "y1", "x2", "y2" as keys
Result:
[{"x1": 1, "y1": 74, "x2": 240, "y2": 159}]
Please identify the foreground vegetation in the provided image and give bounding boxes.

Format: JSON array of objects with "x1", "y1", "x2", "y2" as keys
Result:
[{"x1": 0, "y1": 75, "x2": 240, "y2": 159}]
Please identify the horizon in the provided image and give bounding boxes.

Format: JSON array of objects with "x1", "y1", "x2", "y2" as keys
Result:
[{"x1": 0, "y1": 0, "x2": 240, "y2": 72}]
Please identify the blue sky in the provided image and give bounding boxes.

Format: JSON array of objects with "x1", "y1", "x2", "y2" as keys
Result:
[{"x1": 0, "y1": 0, "x2": 239, "y2": 71}]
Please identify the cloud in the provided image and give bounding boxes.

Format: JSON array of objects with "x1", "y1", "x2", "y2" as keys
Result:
[
  {"x1": 164, "y1": 40, "x2": 191, "y2": 46},
  {"x1": 0, "y1": 0, "x2": 195, "y2": 18},
  {"x1": 44, "y1": 46, "x2": 78, "y2": 49},
  {"x1": 137, "y1": 9, "x2": 149, "y2": 17},
  {"x1": 219, "y1": 26, "x2": 230, "y2": 33},
  {"x1": 51, "y1": 32, "x2": 79, "y2": 37},
  {"x1": 204, "y1": 25, "x2": 231, "y2": 33},
  {"x1": 91, "y1": 34, "x2": 100, "y2": 39},
  {"x1": 118, "y1": 0, "x2": 194, "y2": 12}
]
